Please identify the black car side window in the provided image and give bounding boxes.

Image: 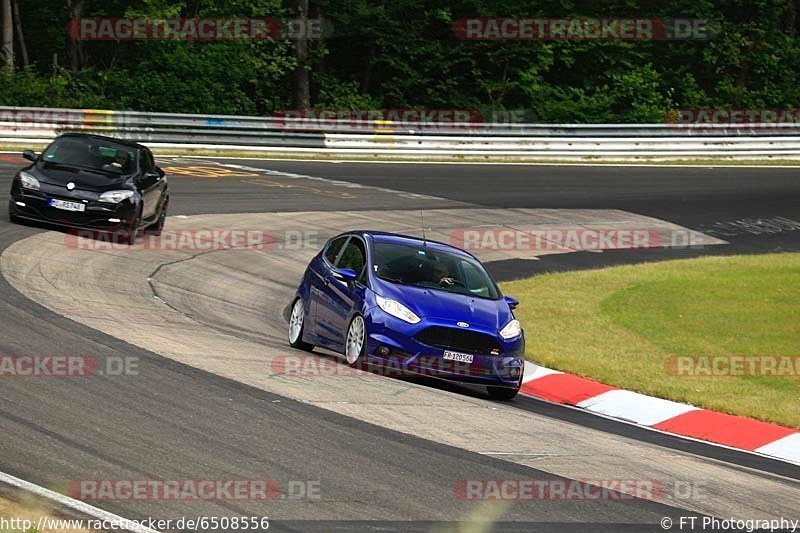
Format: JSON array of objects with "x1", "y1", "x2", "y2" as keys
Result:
[
  {"x1": 139, "y1": 150, "x2": 153, "y2": 173},
  {"x1": 324, "y1": 237, "x2": 349, "y2": 265}
]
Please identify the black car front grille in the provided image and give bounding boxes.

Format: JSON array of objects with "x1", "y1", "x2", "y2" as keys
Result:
[{"x1": 414, "y1": 326, "x2": 501, "y2": 355}]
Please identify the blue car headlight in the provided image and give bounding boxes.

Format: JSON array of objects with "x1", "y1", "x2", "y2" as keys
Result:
[
  {"x1": 499, "y1": 319, "x2": 522, "y2": 340},
  {"x1": 376, "y1": 294, "x2": 421, "y2": 324},
  {"x1": 19, "y1": 171, "x2": 40, "y2": 190}
]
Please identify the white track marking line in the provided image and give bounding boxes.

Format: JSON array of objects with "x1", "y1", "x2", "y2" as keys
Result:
[{"x1": 0, "y1": 471, "x2": 160, "y2": 533}]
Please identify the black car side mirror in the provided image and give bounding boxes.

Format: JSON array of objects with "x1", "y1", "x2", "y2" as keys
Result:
[
  {"x1": 22, "y1": 150, "x2": 37, "y2": 162},
  {"x1": 146, "y1": 169, "x2": 162, "y2": 180}
]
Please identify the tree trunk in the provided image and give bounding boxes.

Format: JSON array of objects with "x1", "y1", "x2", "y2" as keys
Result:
[
  {"x1": 310, "y1": 2, "x2": 323, "y2": 104},
  {"x1": 289, "y1": 0, "x2": 310, "y2": 109},
  {"x1": 361, "y1": 45, "x2": 375, "y2": 95},
  {"x1": 1, "y1": 0, "x2": 13, "y2": 72},
  {"x1": 11, "y1": 0, "x2": 26, "y2": 67},
  {"x1": 785, "y1": 0, "x2": 797, "y2": 36},
  {"x1": 65, "y1": 0, "x2": 84, "y2": 70}
]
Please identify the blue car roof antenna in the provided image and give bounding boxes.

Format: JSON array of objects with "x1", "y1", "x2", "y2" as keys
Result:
[{"x1": 420, "y1": 211, "x2": 428, "y2": 247}]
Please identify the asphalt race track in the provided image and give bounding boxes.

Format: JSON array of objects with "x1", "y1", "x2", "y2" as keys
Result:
[{"x1": 1, "y1": 155, "x2": 799, "y2": 532}]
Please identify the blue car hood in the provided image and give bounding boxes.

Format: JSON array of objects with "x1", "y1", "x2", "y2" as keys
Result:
[{"x1": 373, "y1": 279, "x2": 512, "y2": 331}]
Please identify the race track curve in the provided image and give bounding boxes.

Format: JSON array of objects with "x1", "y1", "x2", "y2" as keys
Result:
[{"x1": 1, "y1": 156, "x2": 799, "y2": 532}]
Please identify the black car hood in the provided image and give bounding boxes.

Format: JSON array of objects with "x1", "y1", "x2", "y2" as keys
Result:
[{"x1": 28, "y1": 162, "x2": 130, "y2": 192}]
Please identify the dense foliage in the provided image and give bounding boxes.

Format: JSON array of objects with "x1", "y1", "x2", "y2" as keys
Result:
[{"x1": 1, "y1": 0, "x2": 799, "y2": 122}]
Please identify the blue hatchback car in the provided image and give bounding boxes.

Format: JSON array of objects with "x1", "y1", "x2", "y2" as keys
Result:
[{"x1": 288, "y1": 231, "x2": 525, "y2": 400}]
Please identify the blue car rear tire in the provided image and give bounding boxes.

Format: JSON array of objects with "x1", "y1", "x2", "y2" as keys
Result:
[{"x1": 288, "y1": 298, "x2": 314, "y2": 352}]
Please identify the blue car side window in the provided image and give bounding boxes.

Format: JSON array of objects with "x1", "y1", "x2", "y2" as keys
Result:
[
  {"x1": 324, "y1": 236, "x2": 349, "y2": 266},
  {"x1": 338, "y1": 238, "x2": 368, "y2": 285}
]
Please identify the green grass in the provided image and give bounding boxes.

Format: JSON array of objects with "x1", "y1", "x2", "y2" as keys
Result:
[{"x1": 500, "y1": 253, "x2": 800, "y2": 428}]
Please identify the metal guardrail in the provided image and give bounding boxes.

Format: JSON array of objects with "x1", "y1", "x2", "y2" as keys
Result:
[{"x1": 2, "y1": 105, "x2": 800, "y2": 160}]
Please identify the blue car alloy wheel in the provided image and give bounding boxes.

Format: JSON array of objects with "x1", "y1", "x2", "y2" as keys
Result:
[{"x1": 288, "y1": 231, "x2": 526, "y2": 400}]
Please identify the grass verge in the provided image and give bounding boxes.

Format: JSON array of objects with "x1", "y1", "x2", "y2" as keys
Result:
[
  {"x1": 500, "y1": 253, "x2": 800, "y2": 428},
  {"x1": 0, "y1": 492, "x2": 94, "y2": 532}
]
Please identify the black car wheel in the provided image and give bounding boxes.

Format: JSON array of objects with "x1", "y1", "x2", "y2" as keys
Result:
[
  {"x1": 487, "y1": 386, "x2": 520, "y2": 401},
  {"x1": 117, "y1": 210, "x2": 141, "y2": 246},
  {"x1": 8, "y1": 201, "x2": 18, "y2": 223},
  {"x1": 146, "y1": 197, "x2": 168, "y2": 236}
]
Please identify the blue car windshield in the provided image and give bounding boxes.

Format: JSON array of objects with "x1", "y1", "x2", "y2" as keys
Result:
[
  {"x1": 373, "y1": 242, "x2": 501, "y2": 300},
  {"x1": 41, "y1": 138, "x2": 138, "y2": 175}
]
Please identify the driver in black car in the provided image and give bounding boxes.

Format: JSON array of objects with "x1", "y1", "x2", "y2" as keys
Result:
[{"x1": 103, "y1": 150, "x2": 132, "y2": 173}]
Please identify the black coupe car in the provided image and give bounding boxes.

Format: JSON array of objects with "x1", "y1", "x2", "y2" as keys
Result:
[{"x1": 8, "y1": 133, "x2": 169, "y2": 245}]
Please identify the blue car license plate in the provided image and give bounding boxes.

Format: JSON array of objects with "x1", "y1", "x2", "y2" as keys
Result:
[{"x1": 443, "y1": 350, "x2": 474, "y2": 364}]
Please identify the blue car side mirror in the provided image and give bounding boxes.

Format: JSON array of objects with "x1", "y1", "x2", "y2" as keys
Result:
[
  {"x1": 333, "y1": 268, "x2": 358, "y2": 282},
  {"x1": 504, "y1": 296, "x2": 519, "y2": 310}
]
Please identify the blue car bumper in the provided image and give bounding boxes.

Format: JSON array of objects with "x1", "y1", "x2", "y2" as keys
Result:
[{"x1": 362, "y1": 310, "x2": 525, "y2": 388}]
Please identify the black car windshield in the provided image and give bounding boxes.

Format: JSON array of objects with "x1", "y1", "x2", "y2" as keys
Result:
[
  {"x1": 41, "y1": 137, "x2": 138, "y2": 175},
  {"x1": 373, "y1": 241, "x2": 501, "y2": 300}
]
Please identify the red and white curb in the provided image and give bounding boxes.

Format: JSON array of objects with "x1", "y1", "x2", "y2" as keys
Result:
[{"x1": 520, "y1": 361, "x2": 800, "y2": 465}]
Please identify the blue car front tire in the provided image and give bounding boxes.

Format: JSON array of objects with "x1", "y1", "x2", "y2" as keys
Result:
[
  {"x1": 345, "y1": 314, "x2": 367, "y2": 367},
  {"x1": 487, "y1": 385, "x2": 520, "y2": 401}
]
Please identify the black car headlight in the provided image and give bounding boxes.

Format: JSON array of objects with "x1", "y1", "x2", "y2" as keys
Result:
[
  {"x1": 19, "y1": 171, "x2": 40, "y2": 190},
  {"x1": 98, "y1": 190, "x2": 135, "y2": 204}
]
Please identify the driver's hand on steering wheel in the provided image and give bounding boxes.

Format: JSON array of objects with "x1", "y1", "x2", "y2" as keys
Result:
[{"x1": 439, "y1": 276, "x2": 457, "y2": 286}]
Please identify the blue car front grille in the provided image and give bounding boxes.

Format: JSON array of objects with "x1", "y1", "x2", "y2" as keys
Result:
[{"x1": 414, "y1": 326, "x2": 502, "y2": 355}]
